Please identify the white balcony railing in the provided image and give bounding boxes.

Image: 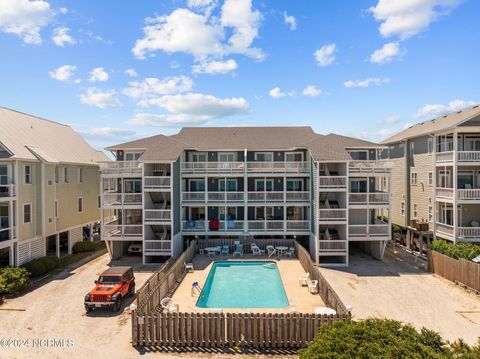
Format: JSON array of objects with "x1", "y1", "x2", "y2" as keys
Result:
[
  {"x1": 181, "y1": 162, "x2": 245, "y2": 174},
  {"x1": 458, "y1": 227, "x2": 480, "y2": 238},
  {"x1": 349, "y1": 193, "x2": 368, "y2": 204},
  {"x1": 124, "y1": 193, "x2": 143, "y2": 204},
  {"x1": 247, "y1": 161, "x2": 309, "y2": 173},
  {"x1": 349, "y1": 161, "x2": 391, "y2": 174},
  {"x1": 247, "y1": 221, "x2": 286, "y2": 231},
  {"x1": 103, "y1": 193, "x2": 142, "y2": 206},
  {"x1": 182, "y1": 192, "x2": 206, "y2": 201},
  {"x1": 247, "y1": 191, "x2": 284, "y2": 202},
  {"x1": 318, "y1": 209, "x2": 347, "y2": 221},
  {"x1": 219, "y1": 220, "x2": 245, "y2": 231},
  {"x1": 100, "y1": 161, "x2": 142, "y2": 176},
  {"x1": 144, "y1": 240, "x2": 171, "y2": 252},
  {"x1": 458, "y1": 151, "x2": 480, "y2": 162},
  {"x1": 0, "y1": 184, "x2": 16, "y2": 198},
  {"x1": 286, "y1": 220, "x2": 309, "y2": 231},
  {"x1": 436, "y1": 222, "x2": 454, "y2": 236},
  {"x1": 368, "y1": 193, "x2": 389, "y2": 204},
  {"x1": 435, "y1": 187, "x2": 454, "y2": 199},
  {"x1": 103, "y1": 224, "x2": 143, "y2": 238},
  {"x1": 318, "y1": 176, "x2": 347, "y2": 189},
  {"x1": 207, "y1": 192, "x2": 244, "y2": 202},
  {"x1": 348, "y1": 192, "x2": 389, "y2": 205},
  {"x1": 435, "y1": 151, "x2": 454, "y2": 163},
  {"x1": 349, "y1": 224, "x2": 389, "y2": 237},
  {"x1": 144, "y1": 209, "x2": 171, "y2": 222},
  {"x1": 143, "y1": 176, "x2": 171, "y2": 189},
  {"x1": 318, "y1": 240, "x2": 347, "y2": 252},
  {"x1": 182, "y1": 220, "x2": 206, "y2": 231},
  {"x1": 457, "y1": 189, "x2": 480, "y2": 200},
  {"x1": 286, "y1": 191, "x2": 309, "y2": 201}
]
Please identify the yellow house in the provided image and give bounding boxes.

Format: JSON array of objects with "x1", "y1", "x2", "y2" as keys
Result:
[{"x1": 0, "y1": 107, "x2": 109, "y2": 266}]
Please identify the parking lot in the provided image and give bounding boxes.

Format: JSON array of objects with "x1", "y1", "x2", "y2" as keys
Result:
[{"x1": 319, "y1": 247, "x2": 480, "y2": 345}]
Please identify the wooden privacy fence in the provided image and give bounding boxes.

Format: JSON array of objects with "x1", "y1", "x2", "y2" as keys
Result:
[
  {"x1": 136, "y1": 241, "x2": 197, "y2": 314},
  {"x1": 196, "y1": 237, "x2": 295, "y2": 253},
  {"x1": 295, "y1": 242, "x2": 350, "y2": 316},
  {"x1": 429, "y1": 250, "x2": 480, "y2": 293},
  {"x1": 132, "y1": 312, "x2": 349, "y2": 348}
]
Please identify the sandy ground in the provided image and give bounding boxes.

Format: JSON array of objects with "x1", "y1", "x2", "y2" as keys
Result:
[
  {"x1": 319, "y1": 247, "x2": 480, "y2": 345},
  {"x1": 172, "y1": 254, "x2": 325, "y2": 313},
  {"x1": 0, "y1": 253, "x2": 297, "y2": 359}
]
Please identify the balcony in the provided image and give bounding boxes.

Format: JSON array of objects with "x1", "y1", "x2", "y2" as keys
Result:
[
  {"x1": 144, "y1": 209, "x2": 171, "y2": 223},
  {"x1": 182, "y1": 192, "x2": 206, "y2": 202},
  {"x1": 286, "y1": 191, "x2": 309, "y2": 202},
  {"x1": 144, "y1": 240, "x2": 172, "y2": 253},
  {"x1": 318, "y1": 176, "x2": 347, "y2": 190},
  {"x1": 103, "y1": 193, "x2": 142, "y2": 207},
  {"x1": 458, "y1": 189, "x2": 480, "y2": 201},
  {"x1": 182, "y1": 220, "x2": 244, "y2": 232},
  {"x1": 0, "y1": 227, "x2": 15, "y2": 242},
  {"x1": 207, "y1": 192, "x2": 244, "y2": 202},
  {"x1": 101, "y1": 161, "x2": 142, "y2": 177},
  {"x1": 246, "y1": 161, "x2": 309, "y2": 174},
  {"x1": 248, "y1": 220, "x2": 284, "y2": 231},
  {"x1": 103, "y1": 223, "x2": 143, "y2": 239},
  {"x1": 0, "y1": 184, "x2": 16, "y2": 199},
  {"x1": 247, "y1": 191, "x2": 284, "y2": 202},
  {"x1": 318, "y1": 240, "x2": 347, "y2": 253},
  {"x1": 349, "y1": 223, "x2": 390, "y2": 239},
  {"x1": 180, "y1": 161, "x2": 310, "y2": 174},
  {"x1": 436, "y1": 222, "x2": 454, "y2": 238},
  {"x1": 143, "y1": 176, "x2": 171, "y2": 190},
  {"x1": 435, "y1": 151, "x2": 454, "y2": 163},
  {"x1": 349, "y1": 192, "x2": 389, "y2": 205},
  {"x1": 458, "y1": 151, "x2": 480, "y2": 162},
  {"x1": 318, "y1": 209, "x2": 347, "y2": 222},
  {"x1": 181, "y1": 162, "x2": 245, "y2": 174},
  {"x1": 349, "y1": 161, "x2": 391, "y2": 175},
  {"x1": 286, "y1": 220, "x2": 310, "y2": 231},
  {"x1": 435, "y1": 187, "x2": 454, "y2": 200}
]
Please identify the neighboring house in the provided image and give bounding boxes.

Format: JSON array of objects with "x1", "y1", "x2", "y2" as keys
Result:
[
  {"x1": 382, "y1": 104, "x2": 480, "y2": 243},
  {"x1": 100, "y1": 127, "x2": 391, "y2": 266},
  {"x1": 0, "y1": 107, "x2": 109, "y2": 266}
]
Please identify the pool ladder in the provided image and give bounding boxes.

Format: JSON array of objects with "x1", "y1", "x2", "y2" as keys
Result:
[{"x1": 191, "y1": 281, "x2": 204, "y2": 298}]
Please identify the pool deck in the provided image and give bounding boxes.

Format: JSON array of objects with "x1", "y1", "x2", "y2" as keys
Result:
[{"x1": 171, "y1": 254, "x2": 325, "y2": 313}]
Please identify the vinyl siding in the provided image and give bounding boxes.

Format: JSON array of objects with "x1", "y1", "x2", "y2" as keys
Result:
[
  {"x1": 389, "y1": 157, "x2": 406, "y2": 226},
  {"x1": 409, "y1": 151, "x2": 434, "y2": 223}
]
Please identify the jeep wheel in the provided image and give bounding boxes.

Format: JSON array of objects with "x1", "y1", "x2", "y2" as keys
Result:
[
  {"x1": 127, "y1": 282, "x2": 135, "y2": 298},
  {"x1": 113, "y1": 297, "x2": 122, "y2": 312}
]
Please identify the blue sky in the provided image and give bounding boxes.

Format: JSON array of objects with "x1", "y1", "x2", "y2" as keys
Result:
[{"x1": 0, "y1": 0, "x2": 479, "y2": 150}]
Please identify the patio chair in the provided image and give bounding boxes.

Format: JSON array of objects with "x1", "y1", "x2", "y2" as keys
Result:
[
  {"x1": 308, "y1": 280, "x2": 319, "y2": 294},
  {"x1": 160, "y1": 297, "x2": 179, "y2": 313},
  {"x1": 299, "y1": 272, "x2": 309, "y2": 286},
  {"x1": 285, "y1": 246, "x2": 295, "y2": 257},
  {"x1": 221, "y1": 245, "x2": 230, "y2": 255},
  {"x1": 233, "y1": 244, "x2": 244, "y2": 257},
  {"x1": 266, "y1": 245, "x2": 276, "y2": 257},
  {"x1": 252, "y1": 246, "x2": 262, "y2": 256},
  {"x1": 184, "y1": 262, "x2": 194, "y2": 272}
]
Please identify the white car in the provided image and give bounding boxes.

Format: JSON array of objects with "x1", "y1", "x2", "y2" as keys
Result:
[{"x1": 128, "y1": 243, "x2": 143, "y2": 254}]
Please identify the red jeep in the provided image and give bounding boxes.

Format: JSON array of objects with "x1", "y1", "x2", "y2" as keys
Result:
[{"x1": 84, "y1": 266, "x2": 135, "y2": 312}]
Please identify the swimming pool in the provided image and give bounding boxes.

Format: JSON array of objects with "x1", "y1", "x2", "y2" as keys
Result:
[{"x1": 196, "y1": 261, "x2": 289, "y2": 309}]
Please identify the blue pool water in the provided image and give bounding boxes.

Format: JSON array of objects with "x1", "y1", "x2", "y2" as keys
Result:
[{"x1": 196, "y1": 261, "x2": 289, "y2": 308}]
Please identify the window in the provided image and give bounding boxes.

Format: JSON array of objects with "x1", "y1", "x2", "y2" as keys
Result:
[
  {"x1": 286, "y1": 179, "x2": 303, "y2": 191},
  {"x1": 189, "y1": 179, "x2": 205, "y2": 192},
  {"x1": 0, "y1": 165, "x2": 7, "y2": 185},
  {"x1": 219, "y1": 179, "x2": 237, "y2": 191},
  {"x1": 125, "y1": 152, "x2": 142, "y2": 161},
  {"x1": 428, "y1": 205, "x2": 433, "y2": 222},
  {"x1": 124, "y1": 179, "x2": 141, "y2": 193},
  {"x1": 78, "y1": 168, "x2": 84, "y2": 183},
  {"x1": 382, "y1": 177, "x2": 388, "y2": 190},
  {"x1": 285, "y1": 152, "x2": 303, "y2": 162},
  {"x1": 409, "y1": 141, "x2": 415, "y2": 157},
  {"x1": 410, "y1": 172, "x2": 418, "y2": 185},
  {"x1": 255, "y1": 152, "x2": 273, "y2": 161},
  {"x1": 439, "y1": 170, "x2": 451, "y2": 188},
  {"x1": 401, "y1": 201, "x2": 405, "y2": 216},
  {"x1": 64, "y1": 167, "x2": 69, "y2": 183},
  {"x1": 428, "y1": 138, "x2": 433, "y2": 154},
  {"x1": 350, "y1": 179, "x2": 367, "y2": 193},
  {"x1": 413, "y1": 203, "x2": 418, "y2": 219},
  {"x1": 218, "y1": 152, "x2": 236, "y2": 162},
  {"x1": 78, "y1": 197, "x2": 83, "y2": 213},
  {"x1": 428, "y1": 172, "x2": 433, "y2": 186},
  {"x1": 24, "y1": 165, "x2": 32, "y2": 184},
  {"x1": 23, "y1": 203, "x2": 32, "y2": 224},
  {"x1": 98, "y1": 196, "x2": 101, "y2": 208},
  {"x1": 54, "y1": 200, "x2": 58, "y2": 218},
  {"x1": 190, "y1": 152, "x2": 207, "y2": 162},
  {"x1": 458, "y1": 171, "x2": 474, "y2": 189},
  {"x1": 255, "y1": 179, "x2": 273, "y2": 191},
  {"x1": 348, "y1": 151, "x2": 367, "y2": 160},
  {"x1": 220, "y1": 207, "x2": 237, "y2": 220},
  {"x1": 55, "y1": 167, "x2": 59, "y2": 184}
]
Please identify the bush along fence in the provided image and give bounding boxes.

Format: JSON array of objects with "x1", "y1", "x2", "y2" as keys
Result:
[
  {"x1": 131, "y1": 241, "x2": 351, "y2": 348},
  {"x1": 428, "y1": 250, "x2": 480, "y2": 294}
]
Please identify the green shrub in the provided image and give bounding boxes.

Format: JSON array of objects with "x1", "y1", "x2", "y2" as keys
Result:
[
  {"x1": 300, "y1": 319, "x2": 480, "y2": 359},
  {"x1": 0, "y1": 266, "x2": 30, "y2": 294},
  {"x1": 72, "y1": 240, "x2": 96, "y2": 253},
  {"x1": 22, "y1": 259, "x2": 47, "y2": 277},
  {"x1": 430, "y1": 240, "x2": 480, "y2": 260},
  {"x1": 38, "y1": 256, "x2": 60, "y2": 272}
]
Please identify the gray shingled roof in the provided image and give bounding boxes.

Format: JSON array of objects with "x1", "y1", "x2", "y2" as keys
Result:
[
  {"x1": 105, "y1": 126, "x2": 383, "y2": 162},
  {"x1": 0, "y1": 107, "x2": 109, "y2": 164},
  {"x1": 382, "y1": 104, "x2": 480, "y2": 144}
]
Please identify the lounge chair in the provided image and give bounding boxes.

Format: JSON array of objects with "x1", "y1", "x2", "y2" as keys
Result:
[
  {"x1": 233, "y1": 244, "x2": 244, "y2": 257},
  {"x1": 308, "y1": 280, "x2": 319, "y2": 294},
  {"x1": 299, "y1": 272, "x2": 309, "y2": 286},
  {"x1": 221, "y1": 245, "x2": 229, "y2": 255},
  {"x1": 285, "y1": 246, "x2": 295, "y2": 257}
]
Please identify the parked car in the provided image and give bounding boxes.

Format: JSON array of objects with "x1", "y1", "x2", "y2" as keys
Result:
[
  {"x1": 84, "y1": 266, "x2": 135, "y2": 312},
  {"x1": 128, "y1": 242, "x2": 143, "y2": 255}
]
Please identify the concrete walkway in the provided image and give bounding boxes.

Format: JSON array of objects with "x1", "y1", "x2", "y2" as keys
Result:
[{"x1": 319, "y1": 247, "x2": 480, "y2": 345}]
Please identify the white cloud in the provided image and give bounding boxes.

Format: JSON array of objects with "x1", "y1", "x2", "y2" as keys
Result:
[
  {"x1": 414, "y1": 99, "x2": 477, "y2": 118},
  {"x1": 369, "y1": 0, "x2": 461, "y2": 40},
  {"x1": 384, "y1": 115, "x2": 401, "y2": 123},
  {"x1": 187, "y1": 0, "x2": 218, "y2": 16},
  {"x1": 125, "y1": 68, "x2": 138, "y2": 78},
  {"x1": 80, "y1": 88, "x2": 122, "y2": 109},
  {"x1": 358, "y1": 128, "x2": 394, "y2": 142},
  {"x1": 58, "y1": 7, "x2": 68, "y2": 15},
  {"x1": 344, "y1": 77, "x2": 390, "y2": 88},
  {"x1": 0, "y1": 0, "x2": 55, "y2": 44},
  {"x1": 302, "y1": 85, "x2": 323, "y2": 97},
  {"x1": 192, "y1": 59, "x2": 237, "y2": 74},
  {"x1": 49, "y1": 64, "x2": 76, "y2": 81},
  {"x1": 132, "y1": 0, "x2": 264, "y2": 61},
  {"x1": 314, "y1": 44, "x2": 336, "y2": 67},
  {"x1": 128, "y1": 93, "x2": 249, "y2": 127},
  {"x1": 88, "y1": 67, "x2": 109, "y2": 82},
  {"x1": 283, "y1": 11, "x2": 297, "y2": 30},
  {"x1": 75, "y1": 126, "x2": 137, "y2": 140},
  {"x1": 370, "y1": 42, "x2": 401, "y2": 64},
  {"x1": 123, "y1": 76, "x2": 193, "y2": 100},
  {"x1": 269, "y1": 87, "x2": 287, "y2": 98},
  {"x1": 403, "y1": 122, "x2": 413, "y2": 129},
  {"x1": 51, "y1": 27, "x2": 76, "y2": 47}
]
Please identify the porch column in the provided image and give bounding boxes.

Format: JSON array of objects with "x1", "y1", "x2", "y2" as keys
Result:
[
  {"x1": 55, "y1": 233, "x2": 60, "y2": 258},
  {"x1": 453, "y1": 131, "x2": 458, "y2": 243},
  {"x1": 9, "y1": 243, "x2": 14, "y2": 266}
]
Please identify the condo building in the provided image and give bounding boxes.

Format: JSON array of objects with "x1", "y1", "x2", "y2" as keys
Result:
[
  {"x1": 383, "y1": 104, "x2": 480, "y2": 244},
  {"x1": 100, "y1": 127, "x2": 391, "y2": 266},
  {"x1": 0, "y1": 108, "x2": 108, "y2": 266}
]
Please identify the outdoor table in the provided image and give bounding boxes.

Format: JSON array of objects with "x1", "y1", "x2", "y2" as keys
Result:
[
  {"x1": 204, "y1": 246, "x2": 222, "y2": 257},
  {"x1": 314, "y1": 307, "x2": 337, "y2": 315},
  {"x1": 275, "y1": 246, "x2": 288, "y2": 256}
]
